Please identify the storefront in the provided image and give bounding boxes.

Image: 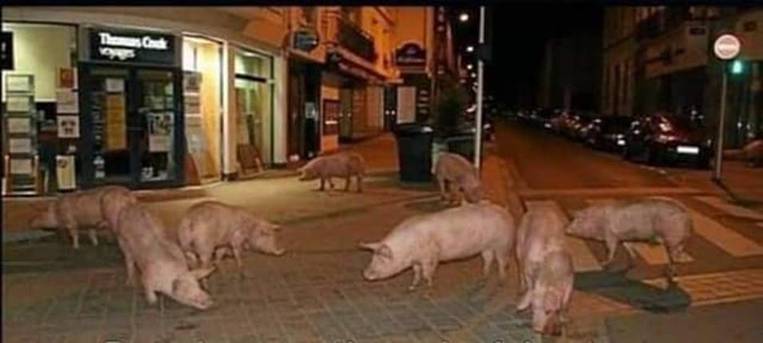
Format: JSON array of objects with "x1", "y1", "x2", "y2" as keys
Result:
[{"x1": 2, "y1": 8, "x2": 286, "y2": 195}]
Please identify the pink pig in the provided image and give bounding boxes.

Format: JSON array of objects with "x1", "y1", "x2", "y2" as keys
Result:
[
  {"x1": 434, "y1": 152, "x2": 483, "y2": 205},
  {"x1": 515, "y1": 206, "x2": 574, "y2": 336},
  {"x1": 360, "y1": 202, "x2": 516, "y2": 290},
  {"x1": 115, "y1": 204, "x2": 214, "y2": 310},
  {"x1": 298, "y1": 152, "x2": 366, "y2": 192}
]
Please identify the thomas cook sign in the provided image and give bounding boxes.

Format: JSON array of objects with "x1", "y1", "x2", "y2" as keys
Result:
[{"x1": 90, "y1": 29, "x2": 175, "y2": 65}]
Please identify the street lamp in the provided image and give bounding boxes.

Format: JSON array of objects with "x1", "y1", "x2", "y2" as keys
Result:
[
  {"x1": 459, "y1": 13, "x2": 470, "y2": 22},
  {"x1": 466, "y1": 45, "x2": 475, "y2": 53},
  {"x1": 466, "y1": 64, "x2": 473, "y2": 70}
]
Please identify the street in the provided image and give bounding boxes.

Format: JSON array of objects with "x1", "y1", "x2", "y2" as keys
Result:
[{"x1": 3, "y1": 122, "x2": 763, "y2": 342}]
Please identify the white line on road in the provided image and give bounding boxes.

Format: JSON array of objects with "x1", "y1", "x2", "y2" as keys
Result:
[
  {"x1": 518, "y1": 187, "x2": 704, "y2": 198},
  {"x1": 676, "y1": 198, "x2": 763, "y2": 257},
  {"x1": 525, "y1": 200, "x2": 603, "y2": 272},
  {"x1": 586, "y1": 199, "x2": 694, "y2": 265},
  {"x1": 693, "y1": 196, "x2": 763, "y2": 221}
]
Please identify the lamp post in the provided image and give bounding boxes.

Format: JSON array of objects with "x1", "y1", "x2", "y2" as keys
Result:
[{"x1": 474, "y1": 6, "x2": 486, "y2": 170}]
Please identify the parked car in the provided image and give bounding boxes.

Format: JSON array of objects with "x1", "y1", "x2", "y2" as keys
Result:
[
  {"x1": 535, "y1": 108, "x2": 562, "y2": 129},
  {"x1": 464, "y1": 109, "x2": 495, "y2": 141},
  {"x1": 584, "y1": 116, "x2": 632, "y2": 151},
  {"x1": 623, "y1": 112, "x2": 712, "y2": 168},
  {"x1": 559, "y1": 110, "x2": 595, "y2": 140}
]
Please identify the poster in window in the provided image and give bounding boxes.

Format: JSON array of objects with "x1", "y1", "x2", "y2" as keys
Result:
[
  {"x1": 56, "y1": 155, "x2": 77, "y2": 190},
  {"x1": 105, "y1": 94, "x2": 127, "y2": 150},
  {"x1": 6, "y1": 95, "x2": 32, "y2": 113},
  {"x1": 9, "y1": 158, "x2": 33, "y2": 175},
  {"x1": 322, "y1": 100, "x2": 340, "y2": 135},
  {"x1": 105, "y1": 78, "x2": 124, "y2": 93},
  {"x1": 183, "y1": 71, "x2": 201, "y2": 94},
  {"x1": 6, "y1": 117, "x2": 31, "y2": 134},
  {"x1": 148, "y1": 112, "x2": 172, "y2": 152},
  {"x1": 5, "y1": 74, "x2": 33, "y2": 93},
  {"x1": 8, "y1": 138, "x2": 32, "y2": 154},
  {"x1": 57, "y1": 115, "x2": 80, "y2": 138},
  {"x1": 56, "y1": 89, "x2": 79, "y2": 114},
  {"x1": 58, "y1": 67, "x2": 77, "y2": 89}
]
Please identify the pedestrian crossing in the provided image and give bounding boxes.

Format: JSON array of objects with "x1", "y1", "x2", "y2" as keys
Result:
[{"x1": 520, "y1": 195, "x2": 763, "y2": 271}]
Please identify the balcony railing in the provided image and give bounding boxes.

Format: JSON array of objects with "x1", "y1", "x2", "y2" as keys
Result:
[{"x1": 337, "y1": 18, "x2": 377, "y2": 62}]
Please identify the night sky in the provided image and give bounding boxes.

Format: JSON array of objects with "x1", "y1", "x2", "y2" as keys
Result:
[{"x1": 451, "y1": 5, "x2": 603, "y2": 108}]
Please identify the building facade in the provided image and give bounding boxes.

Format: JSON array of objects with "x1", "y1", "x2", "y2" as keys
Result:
[
  {"x1": 1, "y1": 6, "x2": 446, "y2": 196},
  {"x1": 601, "y1": 6, "x2": 762, "y2": 148}
]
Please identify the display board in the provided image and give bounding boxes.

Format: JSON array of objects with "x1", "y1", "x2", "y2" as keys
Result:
[{"x1": 3, "y1": 74, "x2": 39, "y2": 195}]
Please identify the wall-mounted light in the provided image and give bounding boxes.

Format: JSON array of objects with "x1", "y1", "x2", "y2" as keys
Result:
[
  {"x1": 459, "y1": 13, "x2": 470, "y2": 22},
  {"x1": 466, "y1": 45, "x2": 475, "y2": 53}
]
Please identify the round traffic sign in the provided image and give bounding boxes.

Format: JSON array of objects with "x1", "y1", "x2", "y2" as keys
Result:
[{"x1": 714, "y1": 34, "x2": 741, "y2": 60}]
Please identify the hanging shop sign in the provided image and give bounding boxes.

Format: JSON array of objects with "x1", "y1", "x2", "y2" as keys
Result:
[
  {"x1": 293, "y1": 30, "x2": 319, "y2": 53},
  {"x1": 1, "y1": 32, "x2": 13, "y2": 70},
  {"x1": 395, "y1": 42, "x2": 426, "y2": 67},
  {"x1": 90, "y1": 28, "x2": 176, "y2": 65}
]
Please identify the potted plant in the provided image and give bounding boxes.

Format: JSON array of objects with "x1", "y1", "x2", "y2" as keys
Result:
[{"x1": 431, "y1": 75, "x2": 473, "y2": 162}]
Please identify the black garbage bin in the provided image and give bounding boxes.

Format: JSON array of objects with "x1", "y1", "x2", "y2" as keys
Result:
[{"x1": 394, "y1": 123, "x2": 434, "y2": 182}]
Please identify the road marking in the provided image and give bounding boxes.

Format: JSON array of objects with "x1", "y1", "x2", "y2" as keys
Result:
[
  {"x1": 693, "y1": 196, "x2": 763, "y2": 221},
  {"x1": 525, "y1": 200, "x2": 603, "y2": 271},
  {"x1": 585, "y1": 199, "x2": 694, "y2": 265},
  {"x1": 678, "y1": 200, "x2": 763, "y2": 257},
  {"x1": 518, "y1": 187, "x2": 704, "y2": 198}
]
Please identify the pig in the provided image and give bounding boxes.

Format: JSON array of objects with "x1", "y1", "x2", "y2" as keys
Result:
[
  {"x1": 515, "y1": 206, "x2": 574, "y2": 336},
  {"x1": 434, "y1": 152, "x2": 483, "y2": 204},
  {"x1": 177, "y1": 201, "x2": 285, "y2": 271},
  {"x1": 298, "y1": 152, "x2": 366, "y2": 192},
  {"x1": 742, "y1": 139, "x2": 763, "y2": 167},
  {"x1": 115, "y1": 204, "x2": 214, "y2": 310},
  {"x1": 359, "y1": 201, "x2": 516, "y2": 290},
  {"x1": 30, "y1": 185, "x2": 134, "y2": 249},
  {"x1": 566, "y1": 198, "x2": 693, "y2": 283}
]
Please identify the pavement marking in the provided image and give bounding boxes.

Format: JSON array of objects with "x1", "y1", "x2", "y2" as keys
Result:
[
  {"x1": 693, "y1": 195, "x2": 763, "y2": 221},
  {"x1": 642, "y1": 268, "x2": 763, "y2": 306},
  {"x1": 585, "y1": 199, "x2": 694, "y2": 265},
  {"x1": 518, "y1": 187, "x2": 704, "y2": 198},
  {"x1": 525, "y1": 200, "x2": 603, "y2": 272},
  {"x1": 676, "y1": 198, "x2": 763, "y2": 257}
]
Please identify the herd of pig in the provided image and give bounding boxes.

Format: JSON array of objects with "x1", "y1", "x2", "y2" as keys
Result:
[{"x1": 29, "y1": 151, "x2": 694, "y2": 336}]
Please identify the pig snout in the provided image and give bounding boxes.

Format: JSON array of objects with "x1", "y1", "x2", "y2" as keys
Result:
[
  {"x1": 362, "y1": 268, "x2": 379, "y2": 281},
  {"x1": 533, "y1": 310, "x2": 561, "y2": 336}
]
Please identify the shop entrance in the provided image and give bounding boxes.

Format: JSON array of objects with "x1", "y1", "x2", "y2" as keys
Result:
[{"x1": 80, "y1": 64, "x2": 183, "y2": 188}]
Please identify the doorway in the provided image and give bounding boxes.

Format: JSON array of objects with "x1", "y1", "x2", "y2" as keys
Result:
[{"x1": 79, "y1": 64, "x2": 184, "y2": 188}]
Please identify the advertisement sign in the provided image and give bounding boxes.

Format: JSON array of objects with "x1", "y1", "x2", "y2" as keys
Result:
[
  {"x1": 322, "y1": 100, "x2": 340, "y2": 135},
  {"x1": 56, "y1": 89, "x2": 79, "y2": 114},
  {"x1": 90, "y1": 28, "x2": 176, "y2": 65},
  {"x1": 58, "y1": 67, "x2": 76, "y2": 89},
  {"x1": 8, "y1": 138, "x2": 32, "y2": 154},
  {"x1": 105, "y1": 94, "x2": 127, "y2": 150},
  {"x1": 57, "y1": 115, "x2": 80, "y2": 138},
  {"x1": 2, "y1": 32, "x2": 13, "y2": 70},
  {"x1": 56, "y1": 155, "x2": 77, "y2": 190},
  {"x1": 148, "y1": 112, "x2": 172, "y2": 152},
  {"x1": 395, "y1": 42, "x2": 426, "y2": 67},
  {"x1": 6, "y1": 118, "x2": 31, "y2": 134}
]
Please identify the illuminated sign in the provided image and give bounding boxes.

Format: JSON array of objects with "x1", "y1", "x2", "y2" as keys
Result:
[
  {"x1": 90, "y1": 29, "x2": 175, "y2": 65},
  {"x1": 395, "y1": 42, "x2": 426, "y2": 67}
]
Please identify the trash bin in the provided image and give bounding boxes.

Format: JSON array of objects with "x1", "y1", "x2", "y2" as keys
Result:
[{"x1": 394, "y1": 123, "x2": 434, "y2": 182}]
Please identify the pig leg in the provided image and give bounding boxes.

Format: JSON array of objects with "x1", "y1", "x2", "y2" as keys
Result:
[
  {"x1": 559, "y1": 281, "x2": 574, "y2": 324},
  {"x1": 409, "y1": 264, "x2": 422, "y2": 291},
  {"x1": 421, "y1": 259, "x2": 438, "y2": 287},
  {"x1": 344, "y1": 175, "x2": 351, "y2": 192},
  {"x1": 328, "y1": 177, "x2": 335, "y2": 190},
  {"x1": 603, "y1": 236, "x2": 620, "y2": 270},
  {"x1": 356, "y1": 174, "x2": 363, "y2": 193},
  {"x1": 496, "y1": 251, "x2": 508, "y2": 282},
  {"x1": 66, "y1": 225, "x2": 80, "y2": 250},
  {"x1": 481, "y1": 251, "x2": 494, "y2": 278},
  {"x1": 319, "y1": 178, "x2": 325, "y2": 191},
  {"x1": 665, "y1": 244, "x2": 681, "y2": 284},
  {"x1": 516, "y1": 286, "x2": 533, "y2": 312},
  {"x1": 88, "y1": 228, "x2": 99, "y2": 247},
  {"x1": 622, "y1": 243, "x2": 638, "y2": 269},
  {"x1": 437, "y1": 177, "x2": 448, "y2": 202}
]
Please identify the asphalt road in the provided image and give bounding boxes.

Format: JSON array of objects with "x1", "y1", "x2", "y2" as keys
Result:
[{"x1": 494, "y1": 119, "x2": 675, "y2": 190}]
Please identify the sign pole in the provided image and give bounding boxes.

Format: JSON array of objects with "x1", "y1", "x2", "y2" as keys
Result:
[
  {"x1": 713, "y1": 64, "x2": 728, "y2": 181},
  {"x1": 474, "y1": 6, "x2": 485, "y2": 170}
]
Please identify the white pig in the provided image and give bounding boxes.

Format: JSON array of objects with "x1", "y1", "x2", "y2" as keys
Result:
[
  {"x1": 115, "y1": 204, "x2": 215, "y2": 310},
  {"x1": 177, "y1": 201, "x2": 285, "y2": 270},
  {"x1": 515, "y1": 206, "x2": 574, "y2": 336},
  {"x1": 566, "y1": 198, "x2": 692, "y2": 282},
  {"x1": 359, "y1": 201, "x2": 516, "y2": 290},
  {"x1": 30, "y1": 185, "x2": 133, "y2": 249},
  {"x1": 298, "y1": 152, "x2": 366, "y2": 192},
  {"x1": 434, "y1": 152, "x2": 483, "y2": 204}
]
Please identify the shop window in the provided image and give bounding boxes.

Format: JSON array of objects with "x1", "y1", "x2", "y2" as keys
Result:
[
  {"x1": 182, "y1": 36, "x2": 223, "y2": 181},
  {"x1": 2, "y1": 22, "x2": 77, "y2": 194},
  {"x1": 234, "y1": 49, "x2": 273, "y2": 171}
]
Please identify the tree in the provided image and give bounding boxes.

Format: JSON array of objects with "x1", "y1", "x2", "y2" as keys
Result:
[{"x1": 432, "y1": 74, "x2": 469, "y2": 137}]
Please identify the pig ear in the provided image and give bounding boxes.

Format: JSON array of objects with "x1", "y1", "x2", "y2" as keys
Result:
[
  {"x1": 190, "y1": 267, "x2": 216, "y2": 280},
  {"x1": 358, "y1": 242, "x2": 382, "y2": 251},
  {"x1": 377, "y1": 244, "x2": 393, "y2": 259}
]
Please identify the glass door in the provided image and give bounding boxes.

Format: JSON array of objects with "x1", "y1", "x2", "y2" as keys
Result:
[
  {"x1": 81, "y1": 66, "x2": 133, "y2": 184},
  {"x1": 136, "y1": 69, "x2": 179, "y2": 183}
]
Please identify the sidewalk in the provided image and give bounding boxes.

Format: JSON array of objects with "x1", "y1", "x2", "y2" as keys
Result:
[{"x1": 664, "y1": 160, "x2": 763, "y2": 212}]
